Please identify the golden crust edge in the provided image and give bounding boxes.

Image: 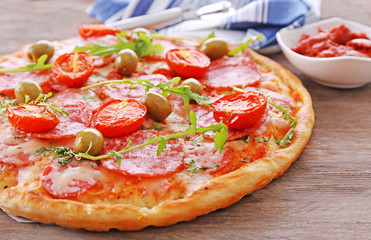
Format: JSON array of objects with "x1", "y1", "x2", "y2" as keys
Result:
[{"x1": 0, "y1": 48, "x2": 315, "y2": 231}]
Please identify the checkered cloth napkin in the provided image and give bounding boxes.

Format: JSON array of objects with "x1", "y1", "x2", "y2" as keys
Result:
[{"x1": 87, "y1": 0, "x2": 321, "y2": 53}]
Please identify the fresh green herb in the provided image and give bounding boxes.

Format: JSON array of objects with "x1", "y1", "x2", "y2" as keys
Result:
[
  {"x1": 254, "y1": 136, "x2": 270, "y2": 143},
  {"x1": 186, "y1": 160, "x2": 220, "y2": 176},
  {"x1": 0, "y1": 54, "x2": 52, "y2": 73},
  {"x1": 82, "y1": 94, "x2": 100, "y2": 103},
  {"x1": 0, "y1": 97, "x2": 17, "y2": 116},
  {"x1": 35, "y1": 144, "x2": 79, "y2": 166},
  {"x1": 228, "y1": 35, "x2": 263, "y2": 56},
  {"x1": 82, "y1": 77, "x2": 212, "y2": 112},
  {"x1": 240, "y1": 135, "x2": 251, "y2": 144},
  {"x1": 78, "y1": 111, "x2": 228, "y2": 162},
  {"x1": 268, "y1": 100, "x2": 297, "y2": 147},
  {"x1": 25, "y1": 92, "x2": 69, "y2": 117},
  {"x1": 200, "y1": 31, "x2": 216, "y2": 45},
  {"x1": 74, "y1": 31, "x2": 163, "y2": 58},
  {"x1": 141, "y1": 123, "x2": 167, "y2": 131},
  {"x1": 152, "y1": 33, "x2": 200, "y2": 43}
]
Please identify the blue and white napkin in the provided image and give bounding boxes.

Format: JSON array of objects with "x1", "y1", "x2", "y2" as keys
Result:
[{"x1": 87, "y1": 0, "x2": 321, "y2": 53}]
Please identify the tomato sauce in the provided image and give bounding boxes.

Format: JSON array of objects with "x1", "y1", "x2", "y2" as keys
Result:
[{"x1": 292, "y1": 24, "x2": 371, "y2": 58}]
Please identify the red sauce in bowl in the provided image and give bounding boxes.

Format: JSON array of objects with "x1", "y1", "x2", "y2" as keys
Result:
[{"x1": 292, "y1": 24, "x2": 371, "y2": 58}]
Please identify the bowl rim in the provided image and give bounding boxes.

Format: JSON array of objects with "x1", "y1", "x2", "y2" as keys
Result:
[{"x1": 276, "y1": 17, "x2": 371, "y2": 62}]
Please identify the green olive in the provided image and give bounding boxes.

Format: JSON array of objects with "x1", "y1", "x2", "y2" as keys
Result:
[
  {"x1": 74, "y1": 128, "x2": 104, "y2": 156},
  {"x1": 114, "y1": 49, "x2": 138, "y2": 76},
  {"x1": 181, "y1": 78, "x2": 204, "y2": 95},
  {"x1": 14, "y1": 79, "x2": 43, "y2": 104},
  {"x1": 130, "y1": 28, "x2": 152, "y2": 43},
  {"x1": 201, "y1": 37, "x2": 229, "y2": 60},
  {"x1": 26, "y1": 40, "x2": 55, "y2": 63},
  {"x1": 140, "y1": 92, "x2": 172, "y2": 122}
]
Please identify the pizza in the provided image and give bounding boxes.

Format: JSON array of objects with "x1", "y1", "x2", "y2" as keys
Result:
[{"x1": 0, "y1": 24, "x2": 314, "y2": 231}]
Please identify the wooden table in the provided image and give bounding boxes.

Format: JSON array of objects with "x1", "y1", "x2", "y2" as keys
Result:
[{"x1": 0, "y1": 0, "x2": 370, "y2": 239}]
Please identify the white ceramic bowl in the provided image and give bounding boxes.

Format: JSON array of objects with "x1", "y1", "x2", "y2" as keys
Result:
[{"x1": 276, "y1": 17, "x2": 371, "y2": 88}]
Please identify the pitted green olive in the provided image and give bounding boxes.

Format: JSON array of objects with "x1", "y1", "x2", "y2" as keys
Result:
[
  {"x1": 26, "y1": 40, "x2": 55, "y2": 63},
  {"x1": 130, "y1": 28, "x2": 152, "y2": 43},
  {"x1": 14, "y1": 79, "x2": 43, "y2": 104},
  {"x1": 74, "y1": 128, "x2": 104, "y2": 156},
  {"x1": 201, "y1": 37, "x2": 229, "y2": 60},
  {"x1": 181, "y1": 78, "x2": 204, "y2": 95},
  {"x1": 114, "y1": 49, "x2": 138, "y2": 76},
  {"x1": 140, "y1": 92, "x2": 172, "y2": 122}
]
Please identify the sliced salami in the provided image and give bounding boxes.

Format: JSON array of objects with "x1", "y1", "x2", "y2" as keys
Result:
[
  {"x1": 41, "y1": 160, "x2": 101, "y2": 199},
  {"x1": 0, "y1": 70, "x2": 53, "y2": 98},
  {"x1": 102, "y1": 74, "x2": 168, "y2": 100},
  {"x1": 183, "y1": 142, "x2": 234, "y2": 175},
  {"x1": 199, "y1": 56, "x2": 261, "y2": 90},
  {"x1": 101, "y1": 129, "x2": 184, "y2": 177},
  {"x1": 51, "y1": 88, "x2": 103, "y2": 112},
  {"x1": 29, "y1": 100, "x2": 93, "y2": 139}
]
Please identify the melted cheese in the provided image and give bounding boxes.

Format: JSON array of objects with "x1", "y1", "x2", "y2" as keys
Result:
[{"x1": 44, "y1": 165, "x2": 102, "y2": 196}]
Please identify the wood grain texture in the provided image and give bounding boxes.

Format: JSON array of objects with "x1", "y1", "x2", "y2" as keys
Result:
[{"x1": 0, "y1": 0, "x2": 370, "y2": 239}]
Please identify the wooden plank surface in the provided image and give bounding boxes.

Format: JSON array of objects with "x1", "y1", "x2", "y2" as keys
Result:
[{"x1": 0, "y1": 0, "x2": 370, "y2": 239}]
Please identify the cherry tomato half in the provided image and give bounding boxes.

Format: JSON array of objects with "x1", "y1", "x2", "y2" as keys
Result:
[
  {"x1": 165, "y1": 49, "x2": 210, "y2": 78},
  {"x1": 92, "y1": 99, "x2": 147, "y2": 137},
  {"x1": 212, "y1": 91, "x2": 267, "y2": 130},
  {"x1": 52, "y1": 52, "x2": 94, "y2": 88},
  {"x1": 78, "y1": 24, "x2": 121, "y2": 39},
  {"x1": 6, "y1": 104, "x2": 60, "y2": 133}
]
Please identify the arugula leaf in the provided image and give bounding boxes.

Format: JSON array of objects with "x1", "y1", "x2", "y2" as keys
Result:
[
  {"x1": 82, "y1": 77, "x2": 212, "y2": 112},
  {"x1": 228, "y1": 34, "x2": 263, "y2": 56},
  {"x1": 200, "y1": 31, "x2": 216, "y2": 45},
  {"x1": 78, "y1": 111, "x2": 229, "y2": 162},
  {"x1": 141, "y1": 123, "x2": 167, "y2": 131},
  {"x1": 268, "y1": 100, "x2": 297, "y2": 147},
  {"x1": 74, "y1": 31, "x2": 163, "y2": 58},
  {"x1": 0, "y1": 54, "x2": 52, "y2": 73}
]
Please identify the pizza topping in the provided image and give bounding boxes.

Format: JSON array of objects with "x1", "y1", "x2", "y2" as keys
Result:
[
  {"x1": 84, "y1": 76, "x2": 211, "y2": 112},
  {"x1": 181, "y1": 78, "x2": 204, "y2": 95},
  {"x1": 268, "y1": 100, "x2": 296, "y2": 147},
  {"x1": 52, "y1": 52, "x2": 94, "y2": 87},
  {"x1": 102, "y1": 74, "x2": 168, "y2": 100},
  {"x1": 30, "y1": 99, "x2": 92, "y2": 139},
  {"x1": 14, "y1": 79, "x2": 43, "y2": 104},
  {"x1": 114, "y1": 49, "x2": 138, "y2": 75},
  {"x1": 201, "y1": 37, "x2": 230, "y2": 60},
  {"x1": 27, "y1": 40, "x2": 55, "y2": 63},
  {"x1": 74, "y1": 128, "x2": 104, "y2": 156},
  {"x1": 130, "y1": 28, "x2": 152, "y2": 43},
  {"x1": 101, "y1": 130, "x2": 184, "y2": 177},
  {"x1": 78, "y1": 24, "x2": 121, "y2": 39},
  {"x1": 92, "y1": 99, "x2": 147, "y2": 137},
  {"x1": 74, "y1": 31, "x2": 163, "y2": 58},
  {"x1": 0, "y1": 54, "x2": 52, "y2": 74},
  {"x1": 213, "y1": 91, "x2": 267, "y2": 130},
  {"x1": 41, "y1": 160, "x2": 101, "y2": 199},
  {"x1": 199, "y1": 56, "x2": 261, "y2": 90},
  {"x1": 140, "y1": 92, "x2": 172, "y2": 122},
  {"x1": 165, "y1": 48, "x2": 211, "y2": 78},
  {"x1": 6, "y1": 104, "x2": 60, "y2": 133}
]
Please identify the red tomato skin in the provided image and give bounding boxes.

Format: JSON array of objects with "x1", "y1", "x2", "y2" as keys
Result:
[
  {"x1": 92, "y1": 99, "x2": 147, "y2": 137},
  {"x1": 165, "y1": 49, "x2": 210, "y2": 78},
  {"x1": 6, "y1": 104, "x2": 60, "y2": 133},
  {"x1": 212, "y1": 91, "x2": 267, "y2": 130},
  {"x1": 52, "y1": 52, "x2": 94, "y2": 88},
  {"x1": 78, "y1": 24, "x2": 121, "y2": 39}
]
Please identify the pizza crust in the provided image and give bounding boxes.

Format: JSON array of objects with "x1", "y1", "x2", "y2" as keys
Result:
[{"x1": 0, "y1": 46, "x2": 314, "y2": 231}]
